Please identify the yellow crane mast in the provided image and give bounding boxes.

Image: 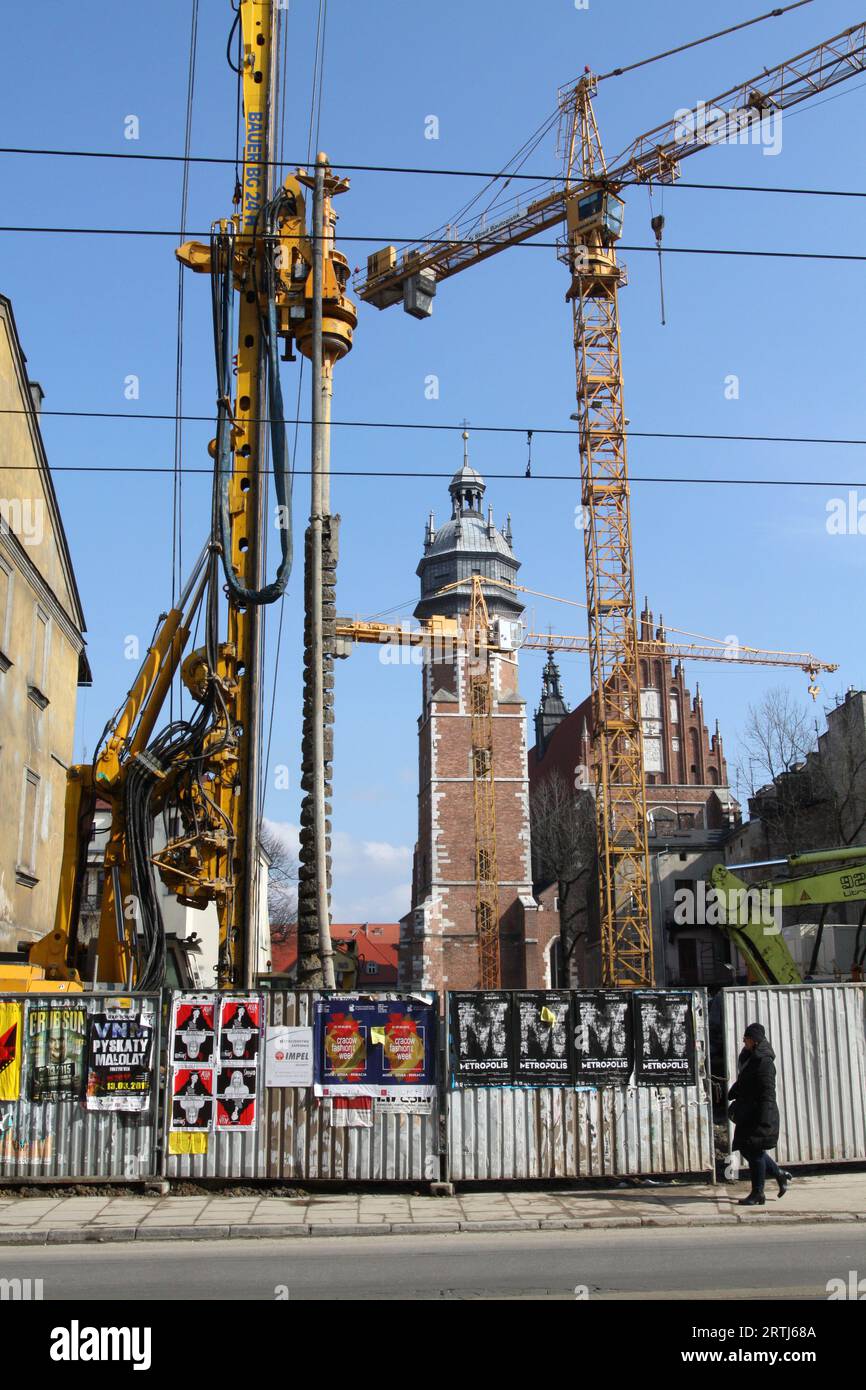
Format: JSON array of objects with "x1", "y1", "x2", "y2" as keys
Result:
[{"x1": 355, "y1": 21, "x2": 866, "y2": 987}]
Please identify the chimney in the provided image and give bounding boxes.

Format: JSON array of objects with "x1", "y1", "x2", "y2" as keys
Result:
[{"x1": 28, "y1": 381, "x2": 44, "y2": 416}]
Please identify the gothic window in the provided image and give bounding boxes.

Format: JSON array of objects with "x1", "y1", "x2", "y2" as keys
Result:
[{"x1": 640, "y1": 688, "x2": 664, "y2": 774}]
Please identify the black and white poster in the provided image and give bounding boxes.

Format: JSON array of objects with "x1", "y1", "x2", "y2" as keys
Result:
[
  {"x1": 573, "y1": 991, "x2": 633, "y2": 1084},
  {"x1": 450, "y1": 992, "x2": 512, "y2": 1085},
  {"x1": 633, "y1": 992, "x2": 696, "y2": 1086},
  {"x1": 513, "y1": 992, "x2": 572, "y2": 1084}
]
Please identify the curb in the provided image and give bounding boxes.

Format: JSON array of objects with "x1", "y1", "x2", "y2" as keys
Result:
[{"x1": 0, "y1": 1209, "x2": 860, "y2": 1246}]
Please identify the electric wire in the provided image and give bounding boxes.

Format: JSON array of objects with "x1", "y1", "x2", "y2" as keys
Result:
[
  {"x1": 4, "y1": 225, "x2": 866, "y2": 265},
  {"x1": 9, "y1": 406, "x2": 866, "y2": 450}
]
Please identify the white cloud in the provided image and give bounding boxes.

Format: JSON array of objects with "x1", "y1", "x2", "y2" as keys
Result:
[{"x1": 263, "y1": 821, "x2": 411, "y2": 923}]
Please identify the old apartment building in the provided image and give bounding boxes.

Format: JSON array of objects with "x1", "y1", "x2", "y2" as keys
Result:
[{"x1": 0, "y1": 293, "x2": 89, "y2": 952}]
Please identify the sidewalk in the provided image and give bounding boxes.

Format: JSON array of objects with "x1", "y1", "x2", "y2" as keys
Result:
[{"x1": 0, "y1": 1172, "x2": 863, "y2": 1244}]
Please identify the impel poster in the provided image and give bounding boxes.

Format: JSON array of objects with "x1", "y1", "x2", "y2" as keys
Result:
[
  {"x1": 513, "y1": 992, "x2": 573, "y2": 1084},
  {"x1": 573, "y1": 991, "x2": 633, "y2": 1085},
  {"x1": 450, "y1": 992, "x2": 512, "y2": 1086},
  {"x1": 28, "y1": 1000, "x2": 87, "y2": 1103},
  {"x1": 313, "y1": 998, "x2": 436, "y2": 1101},
  {"x1": 85, "y1": 1005, "x2": 155, "y2": 1112},
  {"x1": 215, "y1": 1065, "x2": 257, "y2": 1130},
  {"x1": 171, "y1": 998, "x2": 215, "y2": 1065},
  {"x1": 219, "y1": 998, "x2": 261, "y2": 1062},
  {"x1": 633, "y1": 992, "x2": 696, "y2": 1086},
  {"x1": 0, "y1": 1001, "x2": 23, "y2": 1102},
  {"x1": 171, "y1": 1068, "x2": 214, "y2": 1130}
]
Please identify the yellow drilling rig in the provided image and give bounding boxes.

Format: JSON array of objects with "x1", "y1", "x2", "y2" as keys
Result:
[{"x1": 1, "y1": 0, "x2": 355, "y2": 994}]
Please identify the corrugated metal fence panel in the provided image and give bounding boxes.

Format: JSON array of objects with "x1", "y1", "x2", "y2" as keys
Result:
[
  {"x1": 163, "y1": 991, "x2": 442, "y2": 1183},
  {"x1": 0, "y1": 992, "x2": 161, "y2": 1183},
  {"x1": 446, "y1": 990, "x2": 713, "y2": 1181},
  {"x1": 722, "y1": 983, "x2": 866, "y2": 1167}
]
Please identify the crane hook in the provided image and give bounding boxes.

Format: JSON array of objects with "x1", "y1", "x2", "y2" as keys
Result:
[
  {"x1": 651, "y1": 213, "x2": 666, "y2": 326},
  {"x1": 525, "y1": 429, "x2": 533, "y2": 478}
]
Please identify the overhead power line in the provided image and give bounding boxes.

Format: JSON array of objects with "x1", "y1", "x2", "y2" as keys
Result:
[
  {"x1": 3, "y1": 462, "x2": 862, "y2": 489},
  {"x1": 1, "y1": 224, "x2": 865, "y2": 265},
  {"x1": 4, "y1": 405, "x2": 866, "y2": 450}
]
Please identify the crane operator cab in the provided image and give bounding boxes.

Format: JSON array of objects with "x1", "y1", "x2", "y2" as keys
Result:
[{"x1": 564, "y1": 187, "x2": 625, "y2": 299}]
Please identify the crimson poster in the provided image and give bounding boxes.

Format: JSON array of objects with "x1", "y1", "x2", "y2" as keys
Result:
[
  {"x1": 171, "y1": 1000, "x2": 215, "y2": 1065},
  {"x1": 219, "y1": 998, "x2": 261, "y2": 1063},
  {"x1": 171, "y1": 1068, "x2": 214, "y2": 1130},
  {"x1": 215, "y1": 1065, "x2": 257, "y2": 1129}
]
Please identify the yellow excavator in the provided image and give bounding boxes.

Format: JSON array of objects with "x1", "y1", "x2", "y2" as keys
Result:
[
  {"x1": 711, "y1": 846, "x2": 866, "y2": 986},
  {"x1": 0, "y1": 0, "x2": 355, "y2": 995}
]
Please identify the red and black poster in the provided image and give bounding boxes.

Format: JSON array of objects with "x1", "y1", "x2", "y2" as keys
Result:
[
  {"x1": 171, "y1": 999, "x2": 215, "y2": 1065},
  {"x1": 632, "y1": 992, "x2": 696, "y2": 1086},
  {"x1": 215, "y1": 1065, "x2": 257, "y2": 1129},
  {"x1": 513, "y1": 992, "x2": 573, "y2": 1084},
  {"x1": 573, "y1": 991, "x2": 633, "y2": 1085},
  {"x1": 450, "y1": 992, "x2": 512, "y2": 1085},
  {"x1": 219, "y1": 998, "x2": 261, "y2": 1063},
  {"x1": 171, "y1": 1068, "x2": 214, "y2": 1130}
]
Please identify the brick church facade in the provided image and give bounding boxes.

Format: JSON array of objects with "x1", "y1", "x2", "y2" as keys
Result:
[{"x1": 398, "y1": 454, "x2": 542, "y2": 992}]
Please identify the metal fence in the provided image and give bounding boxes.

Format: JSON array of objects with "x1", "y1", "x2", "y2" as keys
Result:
[
  {"x1": 0, "y1": 992, "x2": 162, "y2": 1184},
  {"x1": 722, "y1": 983, "x2": 866, "y2": 1167},
  {"x1": 446, "y1": 989, "x2": 714, "y2": 1182},
  {"x1": 164, "y1": 991, "x2": 442, "y2": 1183}
]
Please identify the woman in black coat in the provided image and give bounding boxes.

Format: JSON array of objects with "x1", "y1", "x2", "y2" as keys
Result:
[{"x1": 727, "y1": 1022, "x2": 792, "y2": 1206}]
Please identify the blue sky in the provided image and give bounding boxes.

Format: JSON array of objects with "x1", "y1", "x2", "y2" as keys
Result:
[{"x1": 3, "y1": 0, "x2": 866, "y2": 919}]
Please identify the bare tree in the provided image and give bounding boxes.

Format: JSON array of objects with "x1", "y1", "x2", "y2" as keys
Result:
[
  {"x1": 530, "y1": 768, "x2": 597, "y2": 982},
  {"x1": 735, "y1": 688, "x2": 817, "y2": 852},
  {"x1": 259, "y1": 821, "x2": 299, "y2": 939}
]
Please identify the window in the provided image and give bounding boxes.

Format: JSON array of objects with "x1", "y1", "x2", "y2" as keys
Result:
[
  {"x1": 640, "y1": 688, "x2": 664, "y2": 774},
  {"x1": 669, "y1": 694, "x2": 679, "y2": 724},
  {"x1": 0, "y1": 556, "x2": 11, "y2": 665},
  {"x1": 31, "y1": 606, "x2": 50, "y2": 696},
  {"x1": 18, "y1": 768, "x2": 40, "y2": 877},
  {"x1": 365, "y1": 962, "x2": 378, "y2": 975}
]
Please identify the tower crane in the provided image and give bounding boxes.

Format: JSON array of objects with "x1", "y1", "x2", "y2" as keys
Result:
[
  {"x1": 354, "y1": 20, "x2": 866, "y2": 988},
  {"x1": 5, "y1": 0, "x2": 355, "y2": 993}
]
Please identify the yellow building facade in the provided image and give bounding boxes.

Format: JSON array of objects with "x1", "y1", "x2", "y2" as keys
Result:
[{"x1": 0, "y1": 294, "x2": 89, "y2": 952}]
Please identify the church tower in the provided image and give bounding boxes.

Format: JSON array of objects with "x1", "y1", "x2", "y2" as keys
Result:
[{"x1": 399, "y1": 439, "x2": 540, "y2": 992}]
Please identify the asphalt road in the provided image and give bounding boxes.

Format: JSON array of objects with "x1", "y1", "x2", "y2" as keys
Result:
[{"x1": 1, "y1": 1224, "x2": 864, "y2": 1300}]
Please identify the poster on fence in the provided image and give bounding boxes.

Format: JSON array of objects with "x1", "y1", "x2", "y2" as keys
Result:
[
  {"x1": 265, "y1": 1025, "x2": 313, "y2": 1087},
  {"x1": 513, "y1": 992, "x2": 573, "y2": 1084},
  {"x1": 450, "y1": 992, "x2": 512, "y2": 1086},
  {"x1": 0, "y1": 1001, "x2": 23, "y2": 1102},
  {"x1": 171, "y1": 1067, "x2": 214, "y2": 1130},
  {"x1": 171, "y1": 998, "x2": 215, "y2": 1065},
  {"x1": 573, "y1": 991, "x2": 633, "y2": 1085},
  {"x1": 219, "y1": 998, "x2": 261, "y2": 1062},
  {"x1": 215, "y1": 1065, "x2": 258, "y2": 1129},
  {"x1": 85, "y1": 1005, "x2": 155, "y2": 1112},
  {"x1": 632, "y1": 992, "x2": 696, "y2": 1086},
  {"x1": 313, "y1": 998, "x2": 436, "y2": 1101},
  {"x1": 28, "y1": 1000, "x2": 87, "y2": 1103}
]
